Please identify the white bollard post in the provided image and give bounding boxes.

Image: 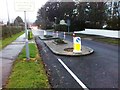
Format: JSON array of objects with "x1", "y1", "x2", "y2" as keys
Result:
[
  {"x1": 64, "y1": 32, "x2": 66, "y2": 39},
  {"x1": 24, "y1": 11, "x2": 30, "y2": 60},
  {"x1": 44, "y1": 30, "x2": 47, "y2": 36},
  {"x1": 56, "y1": 31, "x2": 58, "y2": 37}
]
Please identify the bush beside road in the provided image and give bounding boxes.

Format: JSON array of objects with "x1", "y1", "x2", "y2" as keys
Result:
[
  {"x1": 2, "y1": 26, "x2": 24, "y2": 39},
  {"x1": 0, "y1": 25, "x2": 24, "y2": 50},
  {"x1": 5, "y1": 43, "x2": 50, "y2": 88}
]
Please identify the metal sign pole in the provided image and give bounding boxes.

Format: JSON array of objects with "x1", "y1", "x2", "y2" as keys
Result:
[
  {"x1": 67, "y1": 19, "x2": 70, "y2": 33},
  {"x1": 24, "y1": 11, "x2": 30, "y2": 60},
  {"x1": 64, "y1": 32, "x2": 66, "y2": 39},
  {"x1": 68, "y1": 26, "x2": 70, "y2": 33}
]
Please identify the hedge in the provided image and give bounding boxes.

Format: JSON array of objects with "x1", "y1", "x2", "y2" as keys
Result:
[{"x1": 2, "y1": 25, "x2": 24, "y2": 39}]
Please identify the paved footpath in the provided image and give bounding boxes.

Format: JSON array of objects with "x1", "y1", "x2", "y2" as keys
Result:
[{"x1": 0, "y1": 34, "x2": 26, "y2": 88}]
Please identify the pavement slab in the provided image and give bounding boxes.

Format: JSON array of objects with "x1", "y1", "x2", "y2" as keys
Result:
[
  {"x1": 2, "y1": 59, "x2": 13, "y2": 86},
  {"x1": 0, "y1": 44, "x2": 25, "y2": 60},
  {"x1": 0, "y1": 34, "x2": 26, "y2": 88}
]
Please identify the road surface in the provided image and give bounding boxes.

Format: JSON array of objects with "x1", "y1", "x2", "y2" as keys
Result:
[{"x1": 32, "y1": 29, "x2": 119, "y2": 89}]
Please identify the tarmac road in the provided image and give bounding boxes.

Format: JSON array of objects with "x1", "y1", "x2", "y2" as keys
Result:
[{"x1": 33, "y1": 29, "x2": 119, "y2": 89}]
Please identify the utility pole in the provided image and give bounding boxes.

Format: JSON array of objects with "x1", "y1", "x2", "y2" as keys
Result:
[
  {"x1": 6, "y1": 0, "x2": 10, "y2": 24},
  {"x1": 6, "y1": 0, "x2": 12, "y2": 37}
]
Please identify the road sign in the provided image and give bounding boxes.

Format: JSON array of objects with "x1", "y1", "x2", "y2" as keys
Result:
[
  {"x1": 73, "y1": 37, "x2": 81, "y2": 53},
  {"x1": 14, "y1": 0, "x2": 35, "y2": 12}
]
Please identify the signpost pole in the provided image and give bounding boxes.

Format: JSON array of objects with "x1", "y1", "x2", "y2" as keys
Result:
[
  {"x1": 67, "y1": 19, "x2": 70, "y2": 33},
  {"x1": 24, "y1": 11, "x2": 30, "y2": 60},
  {"x1": 64, "y1": 32, "x2": 66, "y2": 39},
  {"x1": 15, "y1": 0, "x2": 34, "y2": 60},
  {"x1": 68, "y1": 26, "x2": 70, "y2": 33}
]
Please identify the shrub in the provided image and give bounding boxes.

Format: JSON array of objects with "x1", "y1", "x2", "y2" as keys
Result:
[
  {"x1": 2, "y1": 26, "x2": 24, "y2": 39},
  {"x1": 44, "y1": 35, "x2": 53, "y2": 38},
  {"x1": 54, "y1": 38, "x2": 67, "y2": 44}
]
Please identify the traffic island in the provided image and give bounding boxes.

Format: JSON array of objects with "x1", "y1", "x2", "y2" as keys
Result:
[{"x1": 44, "y1": 40, "x2": 94, "y2": 56}]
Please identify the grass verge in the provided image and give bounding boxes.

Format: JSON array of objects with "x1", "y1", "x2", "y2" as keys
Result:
[
  {"x1": 0, "y1": 31, "x2": 24, "y2": 50},
  {"x1": 93, "y1": 37, "x2": 119, "y2": 45},
  {"x1": 68, "y1": 33, "x2": 119, "y2": 46},
  {"x1": 5, "y1": 43, "x2": 50, "y2": 88}
]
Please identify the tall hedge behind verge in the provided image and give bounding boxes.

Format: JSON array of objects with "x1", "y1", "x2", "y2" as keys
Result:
[{"x1": 2, "y1": 26, "x2": 24, "y2": 39}]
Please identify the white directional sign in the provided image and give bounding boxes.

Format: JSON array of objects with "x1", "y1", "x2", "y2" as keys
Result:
[
  {"x1": 73, "y1": 37, "x2": 81, "y2": 53},
  {"x1": 14, "y1": 0, "x2": 35, "y2": 12}
]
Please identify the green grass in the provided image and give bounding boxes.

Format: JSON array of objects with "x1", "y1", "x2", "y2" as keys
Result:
[
  {"x1": 80, "y1": 34, "x2": 119, "y2": 45},
  {"x1": 0, "y1": 31, "x2": 24, "y2": 50},
  {"x1": 6, "y1": 43, "x2": 50, "y2": 88},
  {"x1": 69, "y1": 33, "x2": 119, "y2": 45},
  {"x1": 19, "y1": 43, "x2": 37, "y2": 59},
  {"x1": 93, "y1": 37, "x2": 119, "y2": 45}
]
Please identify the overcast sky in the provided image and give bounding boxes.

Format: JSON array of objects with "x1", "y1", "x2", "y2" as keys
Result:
[{"x1": 0, "y1": 0, "x2": 48, "y2": 23}]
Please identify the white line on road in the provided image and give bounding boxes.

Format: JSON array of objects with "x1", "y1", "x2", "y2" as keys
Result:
[{"x1": 57, "y1": 58, "x2": 89, "y2": 90}]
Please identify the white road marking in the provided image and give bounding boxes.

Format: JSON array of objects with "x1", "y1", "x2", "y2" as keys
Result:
[{"x1": 57, "y1": 58, "x2": 89, "y2": 90}]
